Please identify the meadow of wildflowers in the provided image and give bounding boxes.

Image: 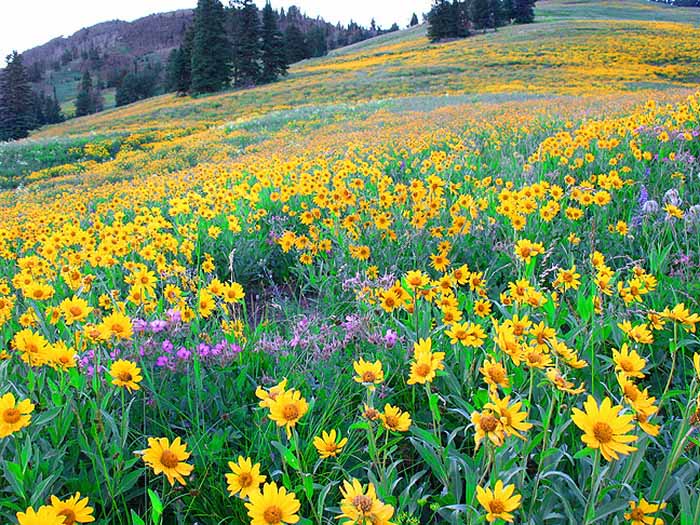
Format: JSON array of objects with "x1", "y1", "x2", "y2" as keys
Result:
[{"x1": 1, "y1": 1, "x2": 700, "y2": 524}]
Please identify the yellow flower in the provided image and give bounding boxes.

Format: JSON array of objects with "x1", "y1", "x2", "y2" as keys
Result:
[
  {"x1": 353, "y1": 358, "x2": 384, "y2": 387},
  {"x1": 142, "y1": 437, "x2": 194, "y2": 486},
  {"x1": 545, "y1": 368, "x2": 585, "y2": 395},
  {"x1": 16, "y1": 506, "x2": 65, "y2": 525},
  {"x1": 407, "y1": 337, "x2": 444, "y2": 385},
  {"x1": 245, "y1": 482, "x2": 300, "y2": 525},
  {"x1": 618, "y1": 321, "x2": 654, "y2": 345},
  {"x1": 337, "y1": 478, "x2": 394, "y2": 525},
  {"x1": 445, "y1": 321, "x2": 486, "y2": 347},
  {"x1": 484, "y1": 393, "x2": 533, "y2": 439},
  {"x1": 624, "y1": 498, "x2": 666, "y2": 525},
  {"x1": 471, "y1": 408, "x2": 505, "y2": 450},
  {"x1": 99, "y1": 311, "x2": 133, "y2": 340},
  {"x1": 60, "y1": 296, "x2": 93, "y2": 325},
  {"x1": 379, "y1": 404, "x2": 411, "y2": 432},
  {"x1": 0, "y1": 392, "x2": 34, "y2": 438},
  {"x1": 613, "y1": 343, "x2": 646, "y2": 378},
  {"x1": 404, "y1": 270, "x2": 430, "y2": 289},
  {"x1": 514, "y1": 239, "x2": 545, "y2": 264},
  {"x1": 379, "y1": 288, "x2": 401, "y2": 313},
  {"x1": 50, "y1": 341, "x2": 77, "y2": 371},
  {"x1": 476, "y1": 480, "x2": 522, "y2": 523},
  {"x1": 49, "y1": 492, "x2": 95, "y2": 524},
  {"x1": 255, "y1": 379, "x2": 288, "y2": 409},
  {"x1": 480, "y1": 358, "x2": 510, "y2": 390},
  {"x1": 571, "y1": 395, "x2": 637, "y2": 461},
  {"x1": 198, "y1": 289, "x2": 216, "y2": 318},
  {"x1": 109, "y1": 360, "x2": 143, "y2": 393},
  {"x1": 473, "y1": 299, "x2": 492, "y2": 318},
  {"x1": 226, "y1": 456, "x2": 266, "y2": 500},
  {"x1": 222, "y1": 282, "x2": 245, "y2": 304},
  {"x1": 693, "y1": 352, "x2": 700, "y2": 378},
  {"x1": 12, "y1": 329, "x2": 51, "y2": 367},
  {"x1": 663, "y1": 303, "x2": 700, "y2": 333},
  {"x1": 553, "y1": 265, "x2": 581, "y2": 291},
  {"x1": 267, "y1": 389, "x2": 309, "y2": 438},
  {"x1": 313, "y1": 429, "x2": 348, "y2": 458}
]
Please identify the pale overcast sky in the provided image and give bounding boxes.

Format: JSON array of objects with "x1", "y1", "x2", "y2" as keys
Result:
[{"x1": 1, "y1": 1, "x2": 431, "y2": 60}]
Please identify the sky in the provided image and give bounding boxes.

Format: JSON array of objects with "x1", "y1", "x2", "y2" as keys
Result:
[{"x1": 0, "y1": 0, "x2": 431, "y2": 60}]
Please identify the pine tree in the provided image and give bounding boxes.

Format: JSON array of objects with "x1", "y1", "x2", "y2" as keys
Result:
[
  {"x1": 44, "y1": 87, "x2": 63, "y2": 124},
  {"x1": 284, "y1": 24, "x2": 310, "y2": 64},
  {"x1": 260, "y1": 1, "x2": 287, "y2": 84},
  {"x1": 307, "y1": 27, "x2": 328, "y2": 58},
  {"x1": 502, "y1": 0, "x2": 515, "y2": 23},
  {"x1": 31, "y1": 91, "x2": 46, "y2": 127},
  {"x1": 491, "y1": 0, "x2": 506, "y2": 27},
  {"x1": 427, "y1": 0, "x2": 452, "y2": 42},
  {"x1": 410, "y1": 13, "x2": 420, "y2": 26},
  {"x1": 168, "y1": 27, "x2": 194, "y2": 94},
  {"x1": 232, "y1": 0, "x2": 261, "y2": 87},
  {"x1": 191, "y1": 0, "x2": 231, "y2": 94},
  {"x1": 0, "y1": 52, "x2": 35, "y2": 141},
  {"x1": 512, "y1": 0, "x2": 536, "y2": 24},
  {"x1": 471, "y1": 0, "x2": 493, "y2": 30},
  {"x1": 75, "y1": 70, "x2": 94, "y2": 117},
  {"x1": 454, "y1": 0, "x2": 471, "y2": 37}
]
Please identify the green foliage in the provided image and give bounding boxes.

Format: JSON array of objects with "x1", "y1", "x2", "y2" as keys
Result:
[
  {"x1": 260, "y1": 1, "x2": 288, "y2": 84},
  {"x1": 191, "y1": 0, "x2": 231, "y2": 94},
  {"x1": 74, "y1": 71, "x2": 103, "y2": 117},
  {"x1": 0, "y1": 52, "x2": 35, "y2": 142},
  {"x1": 116, "y1": 66, "x2": 161, "y2": 107}
]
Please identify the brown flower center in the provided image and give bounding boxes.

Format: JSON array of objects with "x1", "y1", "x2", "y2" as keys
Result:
[
  {"x1": 630, "y1": 508, "x2": 645, "y2": 520},
  {"x1": 384, "y1": 415, "x2": 399, "y2": 429},
  {"x1": 362, "y1": 371, "x2": 377, "y2": 383},
  {"x1": 489, "y1": 367, "x2": 505, "y2": 383},
  {"x1": 480, "y1": 414, "x2": 498, "y2": 433},
  {"x1": 118, "y1": 371, "x2": 133, "y2": 382},
  {"x1": 352, "y1": 495, "x2": 374, "y2": 513},
  {"x1": 364, "y1": 407, "x2": 379, "y2": 421},
  {"x1": 283, "y1": 404, "x2": 299, "y2": 421},
  {"x1": 489, "y1": 500, "x2": 505, "y2": 514},
  {"x1": 263, "y1": 505, "x2": 282, "y2": 524},
  {"x1": 69, "y1": 306, "x2": 83, "y2": 317},
  {"x1": 160, "y1": 450, "x2": 180, "y2": 469},
  {"x1": 415, "y1": 363, "x2": 431, "y2": 377},
  {"x1": 3, "y1": 408, "x2": 21, "y2": 424},
  {"x1": 238, "y1": 472, "x2": 253, "y2": 487},
  {"x1": 619, "y1": 358, "x2": 634, "y2": 372},
  {"x1": 592, "y1": 422, "x2": 614, "y2": 443},
  {"x1": 58, "y1": 509, "x2": 77, "y2": 525}
]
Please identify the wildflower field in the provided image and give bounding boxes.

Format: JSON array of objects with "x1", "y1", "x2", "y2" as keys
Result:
[{"x1": 2, "y1": 1, "x2": 700, "y2": 524}]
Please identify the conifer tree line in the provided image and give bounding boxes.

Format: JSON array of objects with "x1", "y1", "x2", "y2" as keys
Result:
[
  {"x1": 167, "y1": 0, "x2": 400, "y2": 96},
  {"x1": 0, "y1": 52, "x2": 64, "y2": 142},
  {"x1": 427, "y1": 0, "x2": 536, "y2": 41}
]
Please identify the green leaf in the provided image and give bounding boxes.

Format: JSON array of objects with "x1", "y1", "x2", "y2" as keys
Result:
[
  {"x1": 130, "y1": 509, "x2": 146, "y2": 525},
  {"x1": 148, "y1": 489, "x2": 163, "y2": 525},
  {"x1": 271, "y1": 441, "x2": 300, "y2": 470},
  {"x1": 303, "y1": 473, "x2": 314, "y2": 500}
]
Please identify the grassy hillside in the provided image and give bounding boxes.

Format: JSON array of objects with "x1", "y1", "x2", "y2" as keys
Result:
[
  {"x1": 3, "y1": 0, "x2": 700, "y2": 191},
  {"x1": 1, "y1": 2, "x2": 700, "y2": 525}
]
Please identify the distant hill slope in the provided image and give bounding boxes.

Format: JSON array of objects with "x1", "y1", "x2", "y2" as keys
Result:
[
  {"x1": 17, "y1": 5, "x2": 392, "y2": 115},
  {"x1": 19, "y1": 10, "x2": 193, "y2": 114}
]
